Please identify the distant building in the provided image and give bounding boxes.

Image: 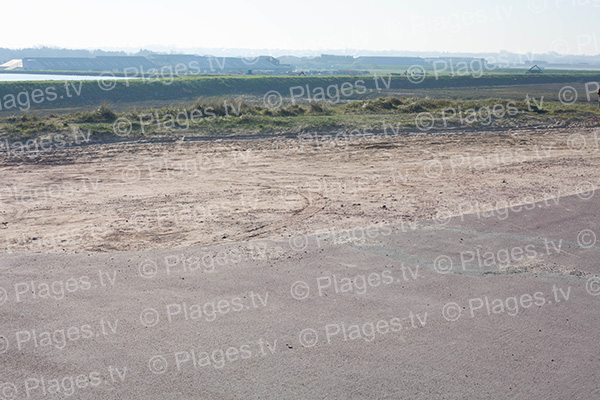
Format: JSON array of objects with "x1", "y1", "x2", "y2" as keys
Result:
[
  {"x1": 17, "y1": 56, "x2": 156, "y2": 71},
  {"x1": 0, "y1": 55, "x2": 291, "y2": 74},
  {"x1": 316, "y1": 54, "x2": 355, "y2": 64},
  {"x1": 354, "y1": 56, "x2": 428, "y2": 66},
  {"x1": 0, "y1": 59, "x2": 23, "y2": 70},
  {"x1": 147, "y1": 54, "x2": 290, "y2": 74},
  {"x1": 526, "y1": 65, "x2": 543, "y2": 73},
  {"x1": 424, "y1": 57, "x2": 488, "y2": 67}
]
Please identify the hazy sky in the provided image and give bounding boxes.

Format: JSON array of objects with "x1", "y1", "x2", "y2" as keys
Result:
[{"x1": 3, "y1": 0, "x2": 599, "y2": 55}]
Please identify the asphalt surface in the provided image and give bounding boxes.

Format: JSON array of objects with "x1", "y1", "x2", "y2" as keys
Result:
[{"x1": 1, "y1": 191, "x2": 599, "y2": 399}]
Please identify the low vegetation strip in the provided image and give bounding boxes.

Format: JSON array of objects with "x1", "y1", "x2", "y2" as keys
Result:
[{"x1": 1, "y1": 96, "x2": 599, "y2": 148}]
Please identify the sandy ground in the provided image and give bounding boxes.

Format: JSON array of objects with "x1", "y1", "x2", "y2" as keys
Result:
[
  {"x1": 2, "y1": 127, "x2": 600, "y2": 399},
  {"x1": 1, "y1": 127, "x2": 600, "y2": 254}
]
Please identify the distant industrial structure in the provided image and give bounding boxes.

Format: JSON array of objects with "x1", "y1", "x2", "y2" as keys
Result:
[
  {"x1": 14, "y1": 56, "x2": 155, "y2": 71},
  {"x1": 0, "y1": 55, "x2": 291, "y2": 74},
  {"x1": 0, "y1": 54, "x2": 506, "y2": 75},
  {"x1": 277, "y1": 54, "x2": 489, "y2": 73},
  {"x1": 147, "y1": 54, "x2": 289, "y2": 74},
  {"x1": 354, "y1": 56, "x2": 428, "y2": 66}
]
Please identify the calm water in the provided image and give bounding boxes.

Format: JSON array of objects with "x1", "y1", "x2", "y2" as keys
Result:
[{"x1": 0, "y1": 73, "x2": 132, "y2": 82}]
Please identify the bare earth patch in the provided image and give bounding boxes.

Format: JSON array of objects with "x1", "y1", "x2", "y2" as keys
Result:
[{"x1": 2, "y1": 127, "x2": 599, "y2": 253}]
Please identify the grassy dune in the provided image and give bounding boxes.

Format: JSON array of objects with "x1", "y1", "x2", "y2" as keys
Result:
[{"x1": 1, "y1": 96, "x2": 598, "y2": 146}]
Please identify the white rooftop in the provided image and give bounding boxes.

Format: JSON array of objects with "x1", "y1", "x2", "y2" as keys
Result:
[{"x1": 0, "y1": 59, "x2": 23, "y2": 70}]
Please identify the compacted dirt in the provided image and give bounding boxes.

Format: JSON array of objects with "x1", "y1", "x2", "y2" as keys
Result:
[{"x1": 2, "y1": 127, "x2": 599, "y2": 254}]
